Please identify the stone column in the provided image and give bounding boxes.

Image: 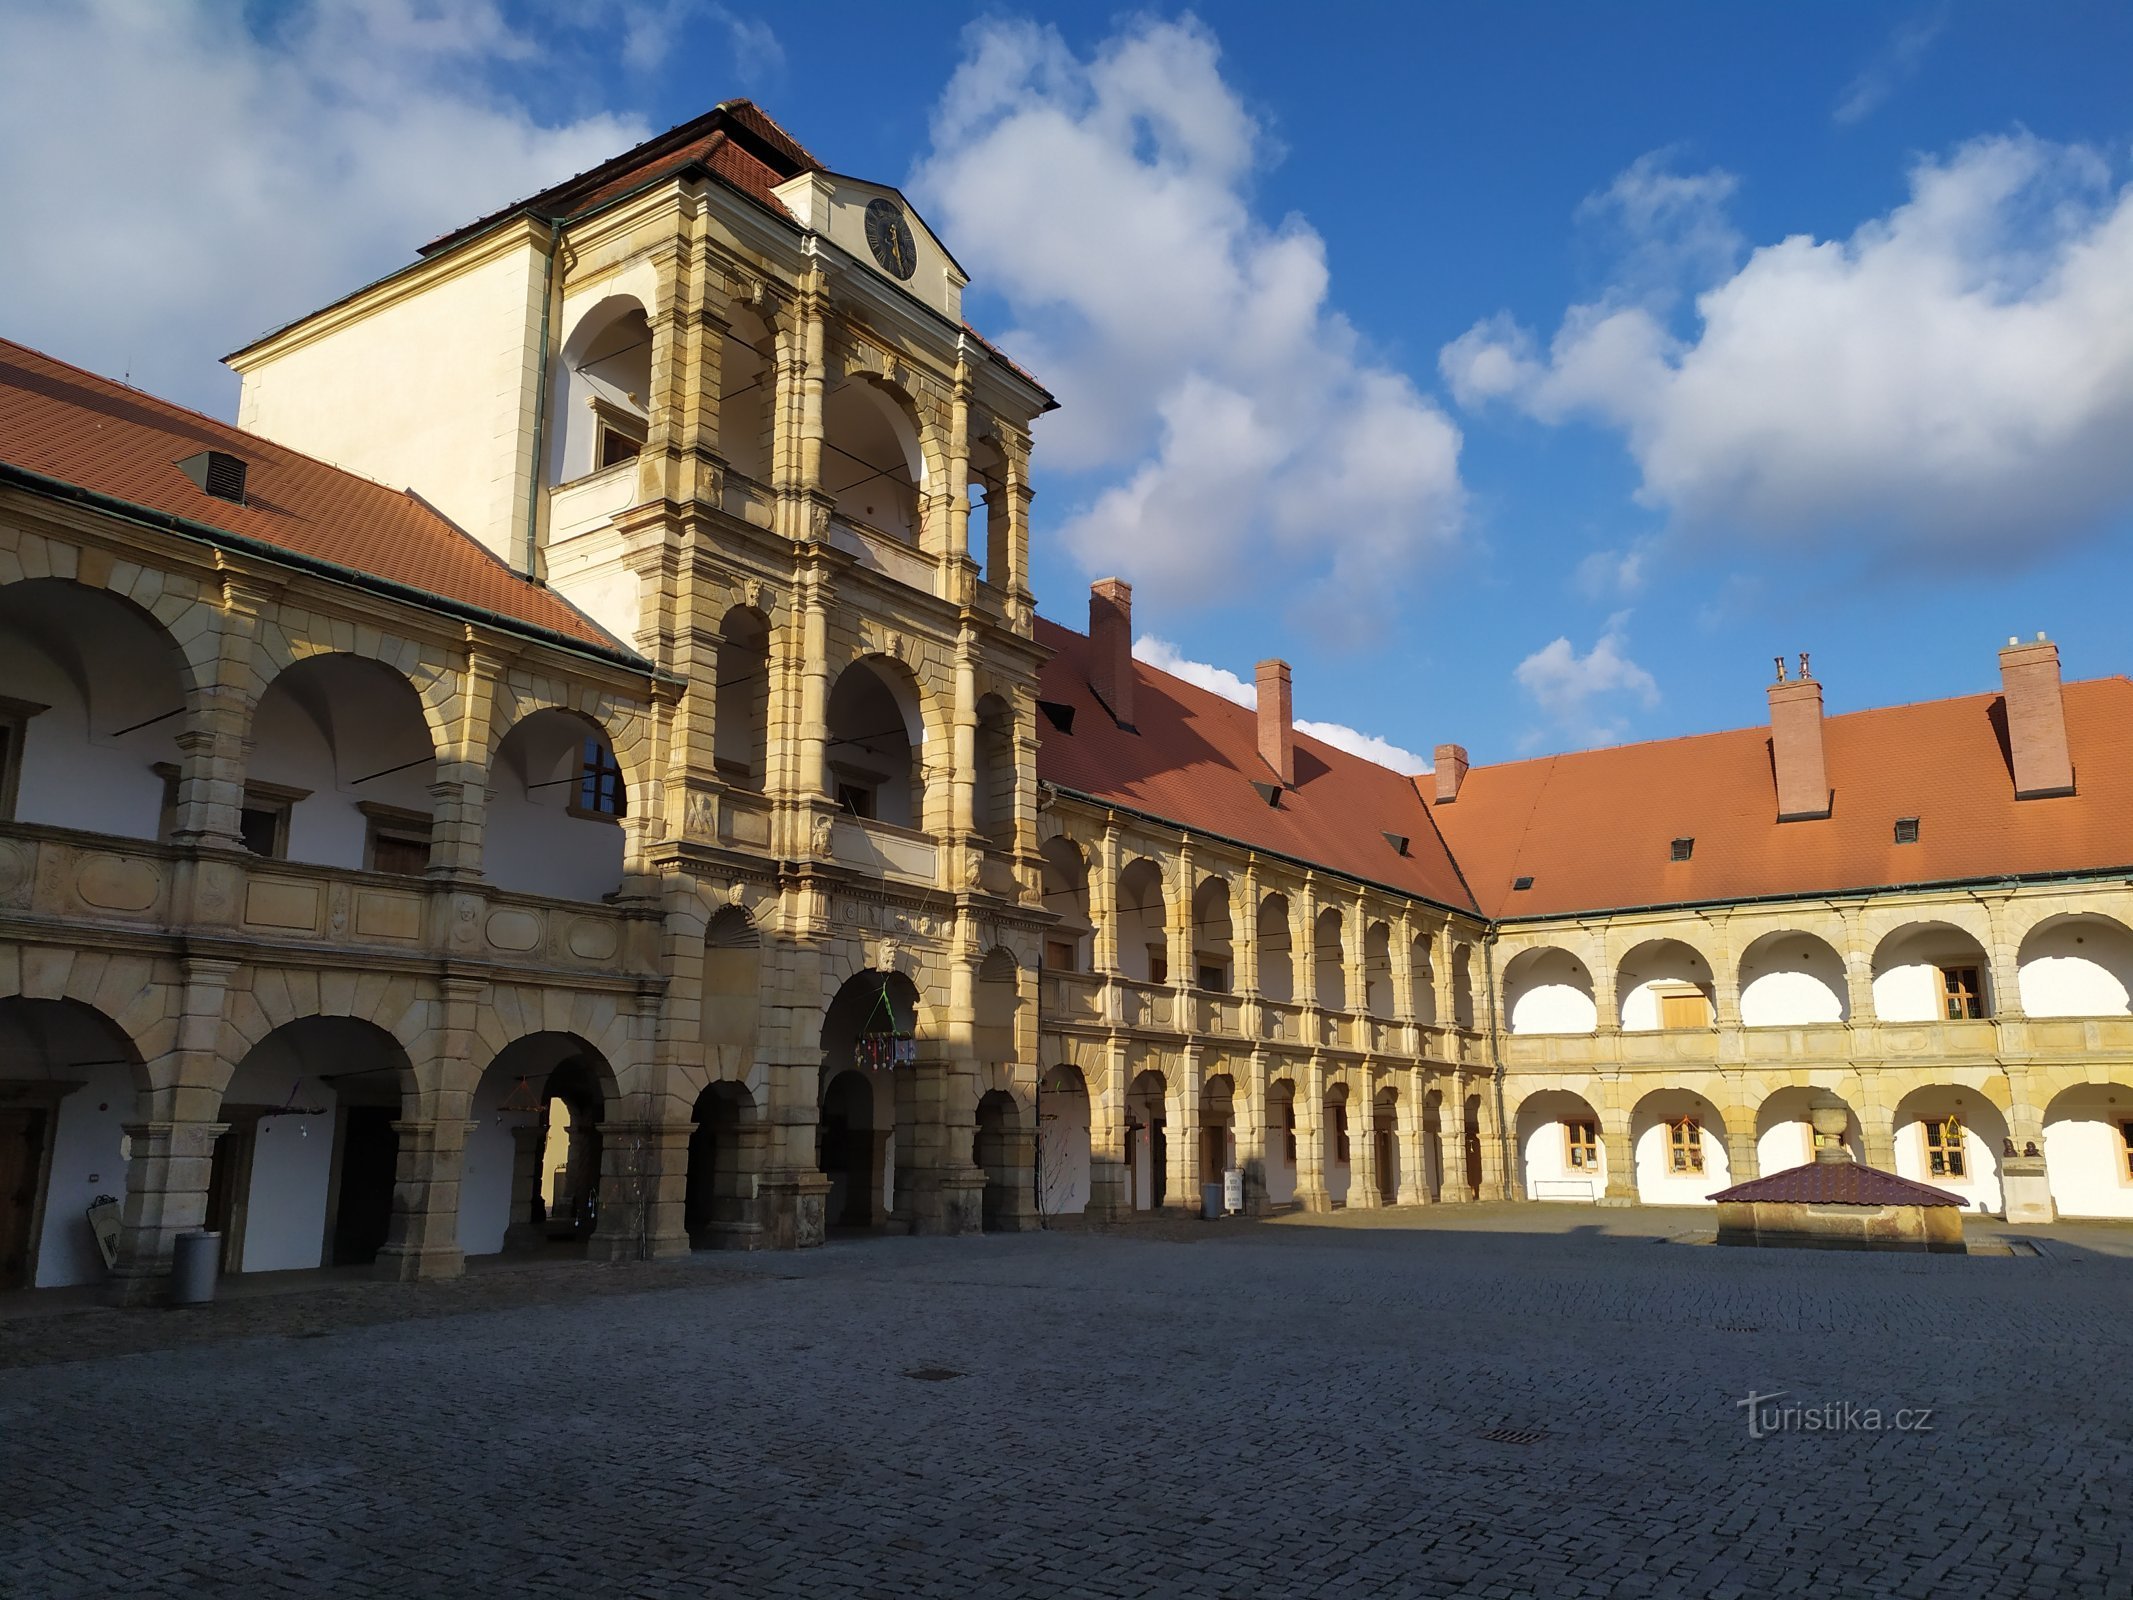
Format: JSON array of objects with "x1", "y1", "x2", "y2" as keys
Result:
[
  {"x1": 894, "y1": 1056, "x2": 986, "y2": 1235},
  {"x1": 1169, "y1": 1051, "x2": 1201, "y2": 1214},
  {"x1": 1598, "y1": 1103, "x2": 1638, "y2": 1206},
  {"x1": 1721, "y1": 1114, "x2": 1760, "y2": 1188},
  {"x1": 1294, "y1": 1057, "x2": 1333, "y2": 1212},
  {"x1": 374, "y1": 1118, "x2": 473, "y2": 1281},
  {"x1": 1241, "y1": 1048, "x2": 1274, "y2": 1215},
  {"x1": 1999, "y1": 1067, "x2": 2055, "y2": 1223},
  {"x1": 1983, "y1": 894, "x2": 2028, "y2": 1022},
  {"x1": 1839, "y1": 909, "x2": 1876, "y2": 1024},
  {"x1": 1397, "y1": 1075, "x2": 1431, "y2": 1204},
  {"x1": 427, "y1": 647, "x2": 502, "y2": 880},
  {"x1": 503, "y1": 1123, "x2": 548, "y2": 1250},
  {"x1": 1087, "y1": 1040, "x2": 1131, "y2": 1220},
  {"x1": 1350, "y1": 1081, "x2": 1382, "y2": 1209},
  {"x1": 1434, "y1": 1076, "x2": 1470, "y2": 1204}
]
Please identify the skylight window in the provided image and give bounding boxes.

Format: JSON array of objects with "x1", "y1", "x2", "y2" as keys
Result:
[
  {"x1": 1670, "y1": 837, "x2": 1695, "y2": 862},
  {"x1": 1037, "y1": 700, "x2": 1075, "y2": 734},
  {"x1": 1894, "y1": 817, "x2": 1920, "y2": 844},
  {"x1": 1382, "y1": 831, "x2": 1411, "y2": 857},
  {"x1": 1512, "y1": 875, "x2": 1534, "y2": 892}
]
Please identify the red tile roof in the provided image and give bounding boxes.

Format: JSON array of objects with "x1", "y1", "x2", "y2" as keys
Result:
[
  {"x1": 1712, "y1": 1160, "x2": 1963, "y2": 1207},
  {"x1": 0, "y1": 338, "x2": 633, "y2": 658},
  {"x1": 1427, "y1": 678, "x2": 2133, "y2": 919},
  {"x1": 1034, "y1": 618, "x2": 1475, "y2": 909}
]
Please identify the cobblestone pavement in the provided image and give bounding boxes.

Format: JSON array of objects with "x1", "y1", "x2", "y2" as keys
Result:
[{"x1": 4, "y1": 1210, "x2": 2129, "y2": 1598}]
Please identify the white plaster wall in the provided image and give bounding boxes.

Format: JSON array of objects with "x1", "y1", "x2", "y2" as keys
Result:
[
  {"x1": 250, "y1": 664, "x2": 438, "y2": 874},
  {"x1": 2019, "y1": 923, "x2": 2133, "y2": 1017},
  {"x1": 1755, "y1": 1119, "x2": 1815, "y2": 1177},
  {"x1": 1037, "y1": 1080, "x2": 1090, "y2": 1216},
  {"x1": 2043, "y1": 1089, "x2": 2133, "y2": 1218},
  {"x1": 1621, "y1": 979, "x2": 1714, "y2": 1032},
  {"x1": 485, "y1": 722, "x2": 627, "y2": 901},
  {"x1": 1872, "y1": 962, "x2": 1954, "y2": 1022},
  {"x1": 543, "y1": 520, "x2": 643, "y2": 649},
  {"x1": 2, "y1": 613, "x2": 182, "y2": 841},
  {"x1": 459, "y1": 1070, "x2": 520, "y2": 1256},
  {"x1": 777, "y1": 174, "x2": 965, "y2": 323},
  {"x1": 1505, "y1": 950, "x2": 1597, "y2": 1035},
  {"x1": 224, "y1": 1049, "x2": 337, "y2": 1273},
  {"x1": 1892, "y1": 1112, "x2": 2002, "y2": 1213},
  {"x1": 1519, "y1": 1107, "x2": 1604, "y2": 1203},
  {"x1": 1738, "y1": 949, "x2": 1847, "y2": 1027},
  {"x1": 235, "y1": 241, "x2": 545, "y2": 565},
  {"x1": 1632, "y1": 1096, "x2": 1730, "y2": 1204},
  {"x1": 34, "y1": 1059, "x2": 133, "y2": 1287}
]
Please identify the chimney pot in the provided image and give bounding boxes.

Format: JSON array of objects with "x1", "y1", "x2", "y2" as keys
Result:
[
  {"x1": 1088, "y1": 578, "x2": 1134, "y2": 729},
  {"x1": 1256, "y1": 659, "x2": 1295, "y2": 787},
  {"x1": 1768, "y1": 665, "x2": 1831, "y2": 822},
  {"x1": 1433, "y1": 743, "x2": 1470, "y2": 804},
  {"x1": 1999, "y1": 634, "x2": 2074, "y2": 798}
]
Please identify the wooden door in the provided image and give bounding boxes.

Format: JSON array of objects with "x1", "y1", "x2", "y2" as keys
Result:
[{"x1": 0, "y1": 1110, "x2": 49, "y2": 1289}]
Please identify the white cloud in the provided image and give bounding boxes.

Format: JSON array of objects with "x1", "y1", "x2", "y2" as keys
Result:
[
  {"x1": 0, "y1": 0, "x2": 665, "y2": 410},
  {"x1": 1834, "y1": 9, "x2": 1946, "y2": 126},
  {"x1": 612, "y1": 0, "x2": 783, "y2": 81},
  {"x1": 1442, "y1": 135, "x2": 2133, "y2": 563},
  {"x1": 1513, "y1": 616, "x2": 1659, "y2": 747},
  {"x1": 1575, "y1": 540, "x2": 1651, "y2": 600},
  {"x1": 1133, "y1": 636, "x2": 1429, "y2": 773},
  {"x1": 914, "y1": 16, "x2": 1464, "y2": 637}
]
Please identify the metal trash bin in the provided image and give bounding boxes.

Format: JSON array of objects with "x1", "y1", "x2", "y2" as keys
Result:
[
  {"x1": 1201, "y1": 1182, "x2": 1225, "y2": 1220},
  {"x1": 170, "y1": 1230, "x2": 220, "y2": 1307}
]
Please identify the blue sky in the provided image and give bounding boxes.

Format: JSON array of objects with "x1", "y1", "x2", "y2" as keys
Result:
[{"x1": 3, "y1": 2, "x2": 2129, "y2": 769}]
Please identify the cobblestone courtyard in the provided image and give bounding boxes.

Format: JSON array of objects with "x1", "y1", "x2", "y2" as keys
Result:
[{"x1": 4, "y1": 1209, "x2": 2130, "y2": 1598}]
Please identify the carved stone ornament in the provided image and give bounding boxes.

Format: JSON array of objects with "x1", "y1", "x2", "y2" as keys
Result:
[
  {"x1": 808, "y1": 500, "x2": 833, "y2": 540},
  {"x1": 744, "y1": 579, "x2": 772, "y2": 614},
  {"x1": 726, "y1": 880, "x2": 746, "y2": 906},
  {"x1": 684, "y1": 791, "x2": 716, "y2": 841},
  {"x1": 964, "y1": 853, "x2": 984, "y2": 891},
  {"x1": 811, "y1": 813, "x2": 835, "y2": 857}
]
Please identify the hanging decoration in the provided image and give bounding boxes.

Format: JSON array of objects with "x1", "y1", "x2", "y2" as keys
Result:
[
  {"x1": 855, "y1": 984, "x2": 918, "y2": 1071},
  {"x1": 496, "y1": 1074, "x2": 545, "y2": 1127},
  {"x1": 257, "y1": 1078, "x2": 327, "y2": 1136}
]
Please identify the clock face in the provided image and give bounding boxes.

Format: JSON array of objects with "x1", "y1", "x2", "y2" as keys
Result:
[{"x1": 864, "y1": 197, "x2": 917, "y2": 281}]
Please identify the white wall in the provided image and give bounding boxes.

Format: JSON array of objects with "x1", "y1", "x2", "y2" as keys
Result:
[
  {"x1": 1892, "y1": 1108, "x2": 2003, "y2": 1213},
  {"x1": 459, "y1": 1069, "x2": 520, "y2": 1256},
  {"x1": 2019, "y1": 922, "x2": 2133, "y2": 1018},
  {"x1": 1738, "y1": 938, "x2": 1848, "y2": 1026},
  {"x1": 34, "y1": 1058, "x2": 134, "y2": 1287},
  {"x1": 486, "y1": 715, "x2": 627, "y2": 901},
  {"x1": 235, "y1": 238, "x2": 545, "y2": 566},
  {"x1": 1632, "y1": 1093, "x2": 1730, "y2": 1204},
  {"x1": 2043, "y1": 1089, "x2": 2133, "y2": 1218},
  {"x1": 251, "y1": 660, "x2": 438, "y2": 874},
  {"x1": 1505, "y1": 949, "x2": 1596, "y2": 1034},
  {"x1": 1037, "y1": 1077, "x2": 1090, "y2": 1216},
  {"x1": 1619, "y1": 945, "x2": 1714, "y2": 1031},
  {"x1": 224, "y1": 1046, "x2": 338, "y2": 1273},
  {"x1": 1871, "y1": 926, "x2": 1992, "y2": 1021},
  {"x1": 1518, "y1": 1095, "x2": 1604, "y2": 1203}
]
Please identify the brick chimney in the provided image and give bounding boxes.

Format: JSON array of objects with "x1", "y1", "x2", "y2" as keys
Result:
[
  {"x1": 1433, "y1": 744, "x2": 1469, "y2": 804},
  {"x1": 2000, "y1": 633, "x2": 2074, "y2": 798},
  {"x1": 1088, "y1": 578, "x2": 1134, "y2": 728},
  {"x1": 1768, "y1": 654, "x2": 1831, "y2": 822},
  {"x1": 1256, "y1": 660, "x2": 1294, "y2": 786}
]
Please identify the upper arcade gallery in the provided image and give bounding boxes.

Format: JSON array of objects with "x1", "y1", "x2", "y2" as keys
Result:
[{"x1": 2, "y1": 99, "x2": 2132, "y2": 1299}]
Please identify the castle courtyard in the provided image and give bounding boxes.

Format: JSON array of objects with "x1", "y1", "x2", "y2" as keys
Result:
[{"x1": 5, "y1": 1212, "x2": 2129, "y2": 1599}]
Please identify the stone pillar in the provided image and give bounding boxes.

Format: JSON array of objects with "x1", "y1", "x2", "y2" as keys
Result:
[
  {"x1": 1087, "y1": 1042, "x2": 1130, "y2": 1220},
  {"x1": 1170, "y1": 1054, "x2": 1201, "y2": 1214},
  {"x1": 1999, "y1": 1068, "x2": 2055, "y2": 1223},
  {"x1": 1859, "y1": 1101, "x2": 1898, "y2": 1174},
  {"x1": 1434, "y1": 1077, "x2": 1469, "y2": 1204},
  {"x1": 1839, "y1": 910, "x2": 1875, "y2": 1024},
  {"x1": 373, "y1": 1119, "x2": 473, "y2": 1281},
  {"x1": 1983, "y1": 895, "x2": 2028, "y2": 1021},
  {"x1": 1397, "y1": 1077, "x2": 1431, "y2": 1205},
  {"x1": 1241, "y1": 1048, "x2": 1274, "y2": 1215},
  {"x1": 1351, "y1": 1084, "x2": 1382, "y2": 1209},
  {"x1": 1474, "y1": 1085, "x2": 1510, "y2": 1201},
  {"x1": 1294, "y1": 1058, "x2": 1333, "y2": 1212},
  {"x1": 1721, "y1": 1116, "x2": 1760, "y2": 1188},
  {"x1": 1598, "y1": 1109, "x2": 1638, "y2": 1206},
  {"x1": 894, "y1": 1057, "x2": 986, "y2": 1236},
  {"x1": 586, "y1": 1120, "x2": 656, "y2": 1263},
  {"x1": 503, "y1": 1123, "x2": 547, "y2": 1250},
  {"x1": 427, "y1": 647, "x2": 501, "y2": 880}
]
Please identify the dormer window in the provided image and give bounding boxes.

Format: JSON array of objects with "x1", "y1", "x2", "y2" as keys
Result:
[
  {"x1": 177, "y1": 449, "x2": 248, "y2": 505},
  {"x1": 1670, "y1": 837, "x2": 1695, "y2": 862},
  {"x1": 1512, "y1": 875, "x2": 1534, "y2": 892},
  {"x1": 1894, "y1": 817, "x2": 1920, "y2": 844}
]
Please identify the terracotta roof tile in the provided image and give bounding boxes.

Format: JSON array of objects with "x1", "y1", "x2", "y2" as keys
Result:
[
  {"x1": 0, "y1": 338, "x2": 633, "y2": 658},
  {"x1": 1034, "y1": 618, "x2": 1474, "y2": 909},
  {"x1": 1712, "y1": 1161, "x2": 1964, "y2": 1207},
  {"x1": 1428, "y1": 680, "x2": 2133, "y2": 919}
]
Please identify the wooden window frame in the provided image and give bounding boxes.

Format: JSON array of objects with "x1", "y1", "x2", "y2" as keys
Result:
[
  {"x1": 2120, "y1": 1121, "x2": 2133, "y2": 1183},
  {"x1": 588, "y1": 395, "x2": 646, "y2": 474},
  {"x1": 1147, "y1": 945, "x2": 1169, "y2": 986},
  {"x1": 1655, "y1": 986, "x2": 1712, "y2": 1031},
  {"x1": 1196, "y1": 962, "x2": 1229, "y2": 993},
  {"x1": 357, "y1": 801, "x2": 432, "y2": 876},
  {"x1": 1924, "y1": 1116, "x2": 1967, "y2": 1180},
  {"x1": 152, "y1": 763, "x2": 308, "y2": 858},
  {"x1": 0, "y1": 694, "x2": 49, "y2": 823},
  {"x1": 1939, "y1": 965, "x2": 1985, "y2": 1021},
  {"x1": 1044, "y1": 938, "x2": 1078, "y2": 975},
  {"x1": 568, "y1": 737, "x2": 626, "y2": 822},
  {"x1": 1564, "y1": 1120, "x2": 1599, "y2": 1171},
  {"x1": 1667, "y1": 1116, "x2": 1705, "y2": 1175}
]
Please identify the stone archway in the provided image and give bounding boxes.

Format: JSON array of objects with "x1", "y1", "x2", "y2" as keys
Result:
[
  {"x1": 1036, "y1": 1064, "x2": 1092, "y2": 1219},
  {"x1": 1126, "y1": 1070, "x2": 1168, "y2": 1211},
  {"x1": 688, "y1": 1081, "x2": 764, "y2": 1247},
  {"x1": 974, "y1": 1089, "x2": 1034, "y2": 1232}
]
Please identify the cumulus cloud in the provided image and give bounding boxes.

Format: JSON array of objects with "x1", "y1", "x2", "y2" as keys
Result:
[
  {"x1": 1134, "y1": 636, "x2": 1429, "y2": 774},
  {"x1": 0, "y1": 0, "x2": 672, "y2": 410},
  {"x1": 913, "y1": 16, "x2": 1464, "y2": 636},
  {"x1": 1513, "y1": 616, "x2": 1659, "y2": 747},
  {"x1": 1441, "y1": 135, "x2": 2133, "y2": 563}
]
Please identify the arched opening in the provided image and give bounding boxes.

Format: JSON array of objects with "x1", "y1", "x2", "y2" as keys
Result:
[
  {"x1": 972, "y1": 692, "x2": 1016, "y2": 849},
  {"x1": 719, "y1": 306, "x2": 775, "y2": 486},
  {"x1": 688, "y1": 1080, "x2": 763, "y2": 1245},
  {"x1": 1264, "y1": 1078, "x2": 1298, "y2": 1205},
  {"x1": 1501, "y1": 946, "x2": 1597, "y2": 1035},
  {"x1": 1738, "y1": 931, "x2": 1850, "y2": 1026},
  {"x1": 968, "y1": 433, "x2": 1009, "y2": 582},
  {"x1": 823, "y1": 376, "x2": 925, "y2": 542},
  {"x1": 1631, "y1": 1088, "x2": 1729, "y2": 1204},
  {"x1": 551, "y1": 296, "x2": 652, "y2": 485},
  {"x1": 825, "y1": 657, "x2": 923, "y2": 828},
  {"x1": 248, "y1": 654, "x2": 439, "y2": 873},
  {"x1": 974, "y1": 1089, "x2": 1030, "y2": 1232},
  {"x1": 1126, "y1": 1069, "x2": 1167, "y2": 1210},
  {"x1": 1115, "y1": 858, "x2": 1168, "y2": 984},
  {"x1": 1618, "y1": 939, "x2": 1715, "y2": 1031},
  {"x1": 1462, "y1": 1093, "x2": 1485, "y2": 1195},
  {"x1": 222, "y1": 1015, "x2": 410, "y2": 1273},
  {"x1": 1372, "y1": 1086, "x2": 1400, "y2": 1205},
  {"x1": 1362, "y1": 923, "x2": 1393, "y2": 1017},
  {"x1": 2019, "y1": 915, "x2": 2133, "y2": 1019},
  {"x1": 820, "y1": 969, "x2": 925, "y2": 1225},
  {"x1": 0, "y1": 996, "x2": 144, "y2": 1288},
  {"x1": 1038, "y1": 837, "x2": 1092, "y2": 972},
  {"x1": 815, "y1": 1070, "x2": 876, "y2": 1230},
  {"x1": 1257, "y1": 894, "x2": 1295, "y2": 1004},
  {"x1": 1422, "y1": 1086, "x2": 1449, "y2": 1202},
  {"x1": 1036, "y1": 1064, "x2": 1091, "y2": 1218},
  {"x1": 1192, "y1": 878, "x2": 1234, "y2": 992},
  {"x1": 1324, "y1": 1081, "x2": 1352, "y2": 1206},
  {"x1": 458, "y1": 1033, "x2": 618, "y2": 1258},
  {"x1": 713, "y1": 607, "x2": 771, "y2": 791},
  {"x1": 2042, "y1": 1082, "x2": 2133, "y2": 1219},
  {"x1": 1450, "y1": 946, "x2": 1476, "y2": 1030},
  {"x1": 1891, "y1": 1085, "x2": 2006, "y2": 1212},
  {"x1": 1201, "y1": 1074, "x2": 1237, "y2": 1198},
  {"x1": 487, "y1": 707, "x2": 628, "y2": 900},
  {"x1": 1411, "y1": 934, "x2": 1438, "y2": 1026},
  {"x1": 1755, "y1": 1086, "x2": 1863, "y2": 1175},
  {"x1": 701, "y1": 906, "x2": 761, "y2": 1074},
  {"x1": 0, "y1": 578, "x2": 189, "y2": 842},
  {"x1": 975, "y1": 948, "x2": 1020, "y2": 1068},
  {"x1": 1874, "y1": 922, "x2": 1995, "y2": 1022},
  {"x1": 1313, "y1": 908, "x2": 1346, "y2": 1010},
  {"x1": 1516, "y1": 1088, "x2": 1605, "y2": 1202}
]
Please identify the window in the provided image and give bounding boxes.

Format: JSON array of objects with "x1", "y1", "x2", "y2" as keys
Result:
[
  {"x1": 154, "y1": 764, "x2": 305, "y2": 857},
  {"x1": 1334, "y1": 1107, "x2": 1350, "y2": 1165},
  {"x1": 1659, "y1": 990, "x2": 1711, "y2": 1030},
  {"x1": 1147, "y1": 946, "x2": 1168, "y2": 985},
  {"x1": 1045, "y1": 938, "x2": 1078, "y2": 973},
  {"x1": 1197, "y1": 963, "x2": 1228, "y2": 992},
  {"x1": 589, "y1": 397, "x2": 646, "y2": 472},
  {"x1": 359, "y1": 802, "x2": 431, "y2": 876},
  {"x1": 1894, "y1": 817, "x2": 1920, "y2": 844},
  {"x1": 573, "y1": 737, "x2": 625, "y2": 819},
  {"x1": 1669, "y1": 837, "x2": 1695, "y2": 861},
  {"x1": 1512, "y1": 875, "x2": 1534, "y2": 892},
  {"x1": 1283, "y1": 1108, "x2": 1297, "y2": 1164},
  {"x1": 1939, "y1": 966, "x2": 1984, "y2": 1021},
  {"x1": 1925, "y1": 1116, "x2": 1966, "y2": 1178},
  {"x1": 1564, "y1": 1121, "x2": 1599, "y2": 1171},
  {"x1": 0, "y1": 695, "x2": 46, "y2": 821},
  {"x1": 1667, "y1": 1117, "x2": 1704, "y2": 1174}
]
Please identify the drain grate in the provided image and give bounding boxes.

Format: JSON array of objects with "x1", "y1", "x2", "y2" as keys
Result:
[
  {"x1": 1715, "y1": 1325, "x2": 1761, "y2": 1333},
  {"x1": 1476, "y1": 1426, "x2": 1549, "y2": 1446},
  {"x1": 903, "y1": 1367, "x2": 964, "y2": 1382}
]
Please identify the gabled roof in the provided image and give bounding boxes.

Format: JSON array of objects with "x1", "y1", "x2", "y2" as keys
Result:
[
  {"x1": 1426, "y1": 677, "x2": 2133, "y2": 920},
  {"x1": 1034, "y1": 618, "x2": 1475, "y2": 910},
  {"x1": 0, "y1": 337, "x2": 635, "y2": 660},
  {"x1": 1712, "y1": 1161, "x2": 1963, "y2": 1207}
]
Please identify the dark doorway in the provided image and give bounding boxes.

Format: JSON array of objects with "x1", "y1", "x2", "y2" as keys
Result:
[
  {"x1": 0, "y1": 1109, "x2": 48, "y2": 1289},
  {"x1": 331, "y1": 1107, "x2": 399, "y2": 1265},
  {"x1": 819, "y1": 1070, "x2": 875, "y2": 1229}
]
